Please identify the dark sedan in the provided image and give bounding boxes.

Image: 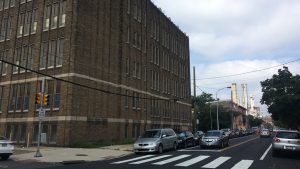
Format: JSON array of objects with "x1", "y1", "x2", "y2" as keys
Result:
[
  {"x1": 201, "y1": 130, "x2": 229, "y2": 148},
  {"x1": 177, "y1": 131, "x2": 195, "y2": 148}
]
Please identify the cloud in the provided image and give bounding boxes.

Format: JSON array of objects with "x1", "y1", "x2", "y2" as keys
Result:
[{"x1": 152, "y1": 0, "x2": 300, "y2": 60}]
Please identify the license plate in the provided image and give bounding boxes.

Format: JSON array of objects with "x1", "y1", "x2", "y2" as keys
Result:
[
  {"x1": 1, "y1": 143, "x2": 7, "y2": 147},
  {"x1": 284, "y1": 146, "x2": 294, "y2": 150}
]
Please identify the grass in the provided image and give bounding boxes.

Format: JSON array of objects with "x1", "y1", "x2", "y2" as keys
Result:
[{"x1": 70, "y1": 139, "x2": 134, "y2": 148}]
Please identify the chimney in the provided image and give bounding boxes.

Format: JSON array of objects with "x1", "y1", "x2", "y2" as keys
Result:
[{"x1": 231, "y1": 83, "x2": 238, "y2": 104}]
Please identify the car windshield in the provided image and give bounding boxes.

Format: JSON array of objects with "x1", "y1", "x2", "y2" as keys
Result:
[
  {"x1": 141, "y1": 130, "x2": 161, "y2": 138},
  {"x1": 0, "y1": 136, "x2": 8, "y2": 140},
  {"x1": 276, "y1": 132, "x2": 300, "y2": 139},
  {"x1": 205, "y1": 131, "x2": 221, "y2": 137},
  {"x1": 177, "y1": 132, "x2": 186, "y2": 138}
]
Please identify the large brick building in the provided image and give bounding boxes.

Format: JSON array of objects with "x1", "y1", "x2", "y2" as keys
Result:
[{"x1": 0, "y1": 0, "x2": 191, "y2": 146}]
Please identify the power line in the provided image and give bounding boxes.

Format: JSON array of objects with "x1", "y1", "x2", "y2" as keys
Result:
[
  {"x1": 0, "y1": 59, "x2": 186, "y2": 102},
  {"x1": 194, "y1": 58, "x2": 300, "y2": 80}
]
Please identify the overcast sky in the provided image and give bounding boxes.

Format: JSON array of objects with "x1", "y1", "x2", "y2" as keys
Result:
[{"x1": 152, "y1": 0, "x2": 300, "y2": 116}]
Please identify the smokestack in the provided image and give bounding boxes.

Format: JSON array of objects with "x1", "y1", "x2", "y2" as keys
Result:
[{"x1": 231, "y1": 83, "x2": 238, "y2": 104}]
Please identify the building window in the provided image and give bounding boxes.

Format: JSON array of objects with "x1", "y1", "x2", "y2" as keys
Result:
[
  {"x1": 0, "y1": 16, "x2": 11, "y2": 41},
  {"x1": 0, "y1": 50, "x2": 8, "y2": 75},
  {"x1": 43, "y1": 5, "x2": 51, "y2": 31},
  {"x1": 56, "y1": 38, "x2": 64, "y2": 66},
  {"x1": 59, "y1": 0, "x2": 66, "y2": 27},
  {"x1": 127, "y1": 0, "x2": 130, "y2": 14},
  {"x1": 50, "y1": 124, "x2": 57, "y2": 143},
  {"x1": 51, "y1": 3, "x2": 59, "y2": 29},
  {"x1": 17, "y1": 10, "x2": 37, "y2": 38},
  {"x1": 33, "y1": 124, "x2": 38, "y2": 142},
  {"x1": 125, "y1": 58, "x2": 129, "y2": 75},
  {"x1": 14, "y1": 45, "x2": 34, "y2": 73},
  {"x1": 9, "y1": 85, "x2": 17, "y2": 111},
  {"x1": 53, "y1": 80, "x2": 61, "y2": 108},
  {"x1": 125, "y1": 90, "x2": 128, "y2": 108}
]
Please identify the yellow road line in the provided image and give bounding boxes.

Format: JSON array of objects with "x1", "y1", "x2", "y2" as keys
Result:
[{"x1": 221, "y1": 136, "x2": 259, "y2": 152}]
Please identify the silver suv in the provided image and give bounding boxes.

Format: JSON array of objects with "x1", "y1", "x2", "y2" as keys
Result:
[{"x1": 133, "y1": 128, "x2": 178, "y2": 154}]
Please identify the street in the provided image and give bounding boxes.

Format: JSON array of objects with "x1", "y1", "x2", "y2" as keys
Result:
[{"x1": 8, "y1": 134, "x2": 296, "y2": 169}]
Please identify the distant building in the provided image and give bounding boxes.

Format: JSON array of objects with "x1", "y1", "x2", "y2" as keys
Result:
[{"x1": 0, "y1": 0, "x2": 191, "y2": 146}]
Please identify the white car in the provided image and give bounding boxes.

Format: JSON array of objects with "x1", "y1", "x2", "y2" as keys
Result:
[{"x1": 0, "y1": 136, "x2": 14, "y2": 160}]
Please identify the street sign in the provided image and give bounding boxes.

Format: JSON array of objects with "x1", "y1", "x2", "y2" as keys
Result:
[{"x1": 38, "y1": 108, "x2": 46, "y2": 120}]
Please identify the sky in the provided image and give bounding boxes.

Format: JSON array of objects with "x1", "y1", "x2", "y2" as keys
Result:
[{"x1": 152, "y1": 0, "x2": 300, "y2": 117}]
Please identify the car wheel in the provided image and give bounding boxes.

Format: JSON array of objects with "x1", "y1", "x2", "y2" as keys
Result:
[
  {"x1": 1, "y1": 155, "x2": 10, "y2": 160},
  {"x1": 135, "y1": 152, "x2": 141, "y2": 155},
  {"x1": 173, "y1": 142, "x2": 177, "y2": 151},
  {"x1": 219, "y1": 142, "x2": 224, "y2": 149},
  {"x1": 158, "y1": 144, "x2": 163, "y2": 154},
  {"x1": 184, "y1": 142, "x2": 187, "y2": 148}
]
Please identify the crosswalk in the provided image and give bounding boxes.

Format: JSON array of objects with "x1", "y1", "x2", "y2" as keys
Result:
[{"x1": 111, "y1": 154, "x2": 254, "y2": 169}]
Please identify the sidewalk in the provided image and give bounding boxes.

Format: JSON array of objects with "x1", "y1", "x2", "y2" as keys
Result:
[{"x1": 11, "y1": 145, "x2": 133, "y2": 163}]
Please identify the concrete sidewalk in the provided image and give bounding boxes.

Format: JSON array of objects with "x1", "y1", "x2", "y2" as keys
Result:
[{"x1": 12, "y1": 145, "x2": 133, "y2": 163}]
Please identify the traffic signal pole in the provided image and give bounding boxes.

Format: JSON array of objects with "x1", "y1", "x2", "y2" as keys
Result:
[{"x1": 35, "y1": 79, "x2": 45, "y2": 157}]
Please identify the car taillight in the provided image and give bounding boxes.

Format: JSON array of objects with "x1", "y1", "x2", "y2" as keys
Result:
[{"x1": 273, "y1": 138, "x2": 280, "y2": 142}]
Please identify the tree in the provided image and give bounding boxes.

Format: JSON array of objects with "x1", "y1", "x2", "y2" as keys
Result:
[
  {"x1": 248, "y1": 115, "x2": 263, "y2": 127},
  {"x1": 193, "y1": 92, "x2": 242, "y2": 132},
  {"x1": 260, "y1": 66, "x2": 300, "y2": 129}
]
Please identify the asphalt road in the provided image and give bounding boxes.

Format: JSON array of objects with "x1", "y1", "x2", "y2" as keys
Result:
[{"x1": 3, "y1": 134, "x2": 300, "y2": 169}]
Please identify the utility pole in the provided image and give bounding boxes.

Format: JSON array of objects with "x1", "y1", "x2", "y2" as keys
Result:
[
  {"x1": 35, "y1": 79, "x2": 45, "y2": 157},
  {"x1": 193, "y1": 66, "x2": 196, "y2": 132}
]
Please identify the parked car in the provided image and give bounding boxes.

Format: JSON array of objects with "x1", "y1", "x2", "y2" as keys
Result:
[
  {"x1": 221, "y1": 128, "x2": 231, "y2": 137},
  {"x1": 194, "y1": 131, "x2": 204, "y2": 145},
  {"x1": 133, "y1": 128, "x2": 178, "y2": 154},
  {"x1": 0, "y1": 136, "x2": 14, "y2": 160},
  {"x1": 200, "y1": 130, "x2": 229, "y2": 148},
  {"x1": 272, "y1": 130, "x2": 300, "y2": 156},
  {"x1": 177, "y1": 131, "x2": 195, "y2": 148},
  {"x1": 260, "y1": 129, "x2": 271, "y2": 138},
  {"x1": 234, "y1": 129, "x2": 243, "y2": 137}
]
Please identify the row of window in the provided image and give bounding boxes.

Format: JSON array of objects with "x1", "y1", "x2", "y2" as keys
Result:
[
  {"x1": 0, "y1": 38, "x2": 65, "y2": 75},
  {"x1": 0, "y1": 0, "x2": 66, "y2": 43},
  {"x1": 0, "y1": 0, "x2": 17, "y2": 11},
  {"x1": 5, "y1": 123, "x2": 57, "y2": 144},
  {"x1": 43, "y1": 0, "x2": 66, "y2": 31},
  {"x1": 123, "y1": 89, "x2": 189, "y2": 120},
  {"x1": 1, "y1": 80, "x2": 61, "y2": 113},
  {"x1": 150, "y1": 99, "x2": 189, "y2": 120}
]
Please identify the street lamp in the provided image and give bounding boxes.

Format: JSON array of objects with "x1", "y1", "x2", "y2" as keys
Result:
[{"x1": 216, "y1": 86, "x2": 231, "y2": 130}]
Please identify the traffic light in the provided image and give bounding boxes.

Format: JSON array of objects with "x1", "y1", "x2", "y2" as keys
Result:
[
  {"x1": 43, "y1": 94, "x2": 49, "y2": 106},
  {"x1": 35, "y1": 93, "x2": 42, "y2": 105}
]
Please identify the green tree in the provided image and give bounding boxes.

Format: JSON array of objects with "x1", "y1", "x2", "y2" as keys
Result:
[
  {"x1": 193, "y1": 92, "x2": 241, "y2": 131},
  {"x1": 248, "y1": 115, "x2": 263, "y2": 127},
  {"x1": 260, "y1": 66, "x2": 300, "y2": 130}
]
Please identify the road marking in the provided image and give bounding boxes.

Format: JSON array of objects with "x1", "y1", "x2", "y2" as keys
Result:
[
  {"x1": 130, "y1": 155, "x2": 172, "y2": 164},
  {"x1": 178, "y1": 149, "x2": 222, "y2": 152},
  {"x1": 260, "y1": 144, "x2": 272, "y2": 160},
  {"x1": 175, "y1": 155, "x2": 210, "y2": 167},
  {"x1": 202, "y1": 156, "x2": 231, "y2": 168},
  {"x1": 231, "y1": 160, "x2": 254, "y2": 169},
  {"x1": 152, "y1": 155, "x2": 191, "y2": 165},
  {"x1": 111, "y1": 155, "x2": 155, "y2": 164},
  {"x1": 221, "y1": 137, "x2": 259, "y2": 152}
]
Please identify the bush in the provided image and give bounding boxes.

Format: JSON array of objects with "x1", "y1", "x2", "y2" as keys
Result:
[{"x1": 70, "y1": 139, "x2": 134, "y2": 148}]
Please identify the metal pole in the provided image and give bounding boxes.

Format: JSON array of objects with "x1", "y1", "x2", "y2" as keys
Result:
[
  {"x1": 210, "y1": 103, "x2": 212, "y2": 130},
  {"x1": 216, "y1": 91, "x2": 219, "y2": 130},
  {"x1": 193, "y1": 66, "x2": 196, "y2": 132},
  {"x1": 35, "y1": 79, "x2": 45, "y2": 157}
]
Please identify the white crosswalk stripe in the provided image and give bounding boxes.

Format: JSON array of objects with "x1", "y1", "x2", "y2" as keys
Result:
[
  {"x1": 111, "y1": 155, "x2": 155, "y2": 164},
  {"x1": 175, "y1": 155, "x2": 210, "y2": 167},
  {"x1": 152, "y1": 155, "x2": 191, "y2": 165},
  {"x1": 111, "y1": 154, "x2": 255, "y2": 169},
  {"x1": 202, "y1": 156, "x2": 231, "y2": 168},
  {"x1": 130, "y1": 155, "x2": 172, "y2": 164},
  {"x1": 231, "y1": 160, "x2": 254, "y2": 169}
]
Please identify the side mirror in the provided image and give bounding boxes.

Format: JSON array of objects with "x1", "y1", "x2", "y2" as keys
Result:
[{"x1": 162, "y1": 134, "x2": 167, "y2": 138}]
